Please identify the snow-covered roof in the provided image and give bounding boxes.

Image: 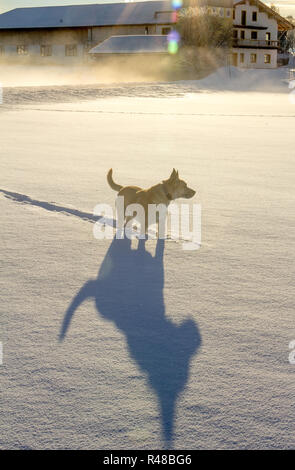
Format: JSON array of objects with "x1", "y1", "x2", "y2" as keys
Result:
[
  {"x1": 0, "y1": 1, "x2": 175, "y2": 30},
  {"x1": 89, "y1": 34, "x2": 169, "y2": 54}
]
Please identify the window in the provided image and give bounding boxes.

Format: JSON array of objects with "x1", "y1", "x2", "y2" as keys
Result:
[
  {"x1": 241, "y1": 10, "x2": 246, "y2": 26},
  {"x1": 231, "y1": 53, "x2": 238, "y2": 66},
  {"x1": 226, "y1": 9, "x2": 231, "y2": 17},
  {"x1": 0, "y1": 45, "x2": 4, "y2": 56},
  {"x1": 65, "y1": 44, "x2": 77, "y2": 56},
  {"x1": 240, "y1": 53, "x2": 244, "y2": 63},
  {"x1": 264, "y1": 54, "x2": 271, "y2": 64},
  {"x1": 233, "y1": 29, "x2": 238, "y2": 39},
  {"x1": 162, "y1": 27, "x2": 171, "y2": 35},
  {"x1": 250, "y1": 53, "x2": 257, "y2": 63},
  {"x1": 233, "y1": 9, "x2": 235, "y2": 20},
  {"x1": 219, "y1": 8, "x2": 224, "y2": 16},
  {"x1": 251, "y1": 31, "x2": 258, "y2": 40},
  {"x1": 41, "y1": 45, "x2": 52, "y2": 57},
  {"x1": 145, "y1": 27, "x2": 149, "y2": 35},
  {"x1": 240, "y1": 30, "x2": 245, "y2": 39},
  {"x1": 252, "y1": 11, "x2": 257, "y2": 21},
  {"x1": 17, "y1": 45, "x2": 28, "y2": 55}
]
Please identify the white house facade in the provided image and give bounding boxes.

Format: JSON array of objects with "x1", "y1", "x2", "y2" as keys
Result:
[{"x1": 232, "y1": 0, "x2": 293, "y2": 68}]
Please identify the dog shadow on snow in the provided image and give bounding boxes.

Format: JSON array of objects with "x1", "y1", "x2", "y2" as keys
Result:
[{"x1": 59, "y1": 235, "x2": 201, "y2": 448}]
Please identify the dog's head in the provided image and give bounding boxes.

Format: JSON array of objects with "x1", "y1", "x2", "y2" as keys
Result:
[{"x1": 164, "y1": 169, "x2": 196, "y2": 200}]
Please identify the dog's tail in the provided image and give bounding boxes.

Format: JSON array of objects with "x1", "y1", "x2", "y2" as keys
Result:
[{"x1": 107, "y1": 169, "x2": 123, "y2": 192}]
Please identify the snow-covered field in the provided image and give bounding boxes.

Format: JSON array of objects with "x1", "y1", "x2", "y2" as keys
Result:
[{"x1": 1, "y1": 67, "x2": 295, "y2": 449}]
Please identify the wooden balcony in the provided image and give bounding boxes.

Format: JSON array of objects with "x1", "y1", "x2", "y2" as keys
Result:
[{"x1": 233, "y1": 38, "x2": 280, "y2": 49}]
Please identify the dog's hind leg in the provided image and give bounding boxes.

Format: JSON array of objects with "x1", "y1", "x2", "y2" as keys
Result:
[{"x1": 59, "y1": 279, "x2": 96, "y2": 341}]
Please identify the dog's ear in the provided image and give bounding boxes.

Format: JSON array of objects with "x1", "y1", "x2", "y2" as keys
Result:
[{"x1": 169, "y1": 168, "x2": 178, "y2": 181}]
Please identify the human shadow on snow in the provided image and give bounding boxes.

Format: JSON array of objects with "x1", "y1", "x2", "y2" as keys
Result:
[{"x1": 59, "y1": 236, "x2": 201, "y2": 447}]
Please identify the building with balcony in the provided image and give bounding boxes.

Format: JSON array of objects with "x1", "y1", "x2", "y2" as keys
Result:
[{"x1": 232, "y1": 0, "x2": 293, "y2": 68}]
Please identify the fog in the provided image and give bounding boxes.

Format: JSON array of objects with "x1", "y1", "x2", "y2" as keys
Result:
[
  {"x1": 0, "y1": 46, "x2": 228, "y2": 88},
  {"x1": 0, "y1": 57, "x2": 175, "y2": 88}
]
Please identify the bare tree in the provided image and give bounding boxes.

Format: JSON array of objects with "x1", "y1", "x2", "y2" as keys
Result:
[
  {"x1": 176, "y1": 7, "x2": 232, "y2": 48},
  {"x1": 174, "y1": 7, "x2": 233, "y2": 77},
  {"x1": 286, "y1": 16, "x2": 295, "y2": 51}
]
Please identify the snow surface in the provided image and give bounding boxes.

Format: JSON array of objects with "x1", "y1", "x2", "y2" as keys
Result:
[{"x1": 1, "y1": 66, "x2": 295, "y2": 449}]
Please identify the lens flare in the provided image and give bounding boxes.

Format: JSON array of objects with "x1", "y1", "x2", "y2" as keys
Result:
[
  {"x1": 168, "y1": 2, "x2": 182, "y2": 55},
  {"x1": 168, "y1": 30, "x2": 180, "y2": 43},
  {"x1": 172, "y1": 10, "x2": 178, "y2": 23},
  {"x1": 167, "y1": 30, "x2": 180, "y2": 55},
  {"x1": 168, "y1": 40, "x2": 179, "y2": 54},
  {"x1": 172, "y1": 0, "x2": 183, "y2": 9}
]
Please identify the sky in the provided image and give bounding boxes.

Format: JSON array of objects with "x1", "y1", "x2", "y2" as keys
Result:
[{"x1": 0, "y1": 0, "x2": 294, "y2": 16}]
